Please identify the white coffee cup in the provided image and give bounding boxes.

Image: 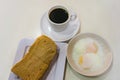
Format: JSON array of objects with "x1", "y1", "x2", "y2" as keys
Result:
[{"x1": 47, "y1": 5, "x2": 76, "y2": 32}]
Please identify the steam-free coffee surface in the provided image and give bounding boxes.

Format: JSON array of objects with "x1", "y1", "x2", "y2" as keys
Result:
[{"x1": 49, "y1": 8, "x2": 68, "y2": 23}]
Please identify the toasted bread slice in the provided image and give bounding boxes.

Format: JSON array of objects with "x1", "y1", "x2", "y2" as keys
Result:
[{"x1": 12, "y1": 35, "x2": 57, "y2": 80}]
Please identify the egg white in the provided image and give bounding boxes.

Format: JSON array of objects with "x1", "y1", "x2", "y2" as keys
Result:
[{"x1": 72, "y1": 38, "x2": 105, "y2": 71}]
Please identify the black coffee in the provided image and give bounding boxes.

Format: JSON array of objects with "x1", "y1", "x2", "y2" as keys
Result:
[{"x1": 49, "y1": 8, "x2": 69, "y2": 23}]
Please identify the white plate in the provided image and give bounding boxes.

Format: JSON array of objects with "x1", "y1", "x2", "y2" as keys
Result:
[
  {"x1": 67, "y1": 33, "x2": 113, "y2": 76},
  {"x1": 40, "y1": 12, "x2": 80, "y2": 42},
  {"x1": 9, "y1": 38, "x2": 67, "y2": 80}
]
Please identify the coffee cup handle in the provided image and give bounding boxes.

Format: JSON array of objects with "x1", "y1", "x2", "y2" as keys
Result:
[{"x1": 70, "y1": 11, "x2": 77, "y2": 21}]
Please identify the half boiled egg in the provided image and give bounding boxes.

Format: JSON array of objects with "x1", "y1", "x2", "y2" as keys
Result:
[{"x1": 72, "y1": 38, "x2": 104, "y2": 71}]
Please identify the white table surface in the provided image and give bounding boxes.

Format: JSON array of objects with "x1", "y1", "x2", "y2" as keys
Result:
[{"x1": 0, "y1": 0, "x2": 120, "y2": 80}]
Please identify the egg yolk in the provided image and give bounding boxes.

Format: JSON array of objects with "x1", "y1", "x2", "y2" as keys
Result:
[
  {"x1": 86, "y1": 42, "x2": 98, "y2": 53},
  {"x1": 79, "y1": 56, "x2": 83, "y2": 65}
]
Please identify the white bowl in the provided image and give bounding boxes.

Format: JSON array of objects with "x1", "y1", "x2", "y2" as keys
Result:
[{"x1": 67, "y1": 33, "x2": 113, "y2": 76}]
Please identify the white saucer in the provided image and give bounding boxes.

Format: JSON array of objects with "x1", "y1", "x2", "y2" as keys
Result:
[{"x1": 40, "y1": 12, "x2": 80, "y2": 42}]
